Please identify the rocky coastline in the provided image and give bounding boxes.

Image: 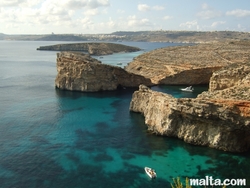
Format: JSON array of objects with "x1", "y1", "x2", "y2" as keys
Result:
[
  {"x1": 55, "y1": 52, "x2": 153, "y2": 92},
  {"x1": 54, "y1": 40, "x2": 250, "y2": 152},
  {"x1": 37, "y1": 42, "x2": 141, "y2": 56},
  {"x1": 129, "y1": 61, "x2": 250, "y2": 152}
]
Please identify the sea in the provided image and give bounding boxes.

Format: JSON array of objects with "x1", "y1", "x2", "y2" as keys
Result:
[{"x1": 0, "y1": 40, "x2": 249, "y2": 188}]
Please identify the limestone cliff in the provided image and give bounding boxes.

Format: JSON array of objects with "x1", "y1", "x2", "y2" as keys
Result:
[
  {"x1": 130, "y1": 61, "x2": 250, "y2": 152},
  {"x1": 55, "y1": 52, "x2": 152, "y2": 92},
  {"x1": 37, "y1": 42, "x2": 140, "y2": 56},
  {"x1": 125, "y1": 41, "x2": 250, "y2": 85},
  {"x1": 130, "y1": 85, "x2": 250, "y2": 152}
]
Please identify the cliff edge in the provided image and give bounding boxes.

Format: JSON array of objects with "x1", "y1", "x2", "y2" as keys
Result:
[
  {"x1": 55, "y1": 52, "x2": 153, "y2": 92},
  {"x1": 125, "y1": 41, "x2": 250, "y2": 85},
  {"x1": 130, "y1": 62, "x2": 250, "y2": 152}
]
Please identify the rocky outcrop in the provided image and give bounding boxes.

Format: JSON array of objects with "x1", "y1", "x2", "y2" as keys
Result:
[
  {"x1": 198, "y1": 62, "x2": 250, "y2": 101},
  {"x1": 55, "y1": 52, "x2": 153, "y2": 92},
  {"x1": 37, "y1": 42, "x2": 140, "y2": 56},
  {"x1": 125, "y1": 41, "x2": 250, "y2": 84},
  {"x1": 130, "y1": 85, "x2": 250, "y2": 152},
  {"x1": 208, "y1": 62, "x2": 250, "y2": 92},
  {"x1": 129, "y1": 61, "x2": 250, "y2": 152}
]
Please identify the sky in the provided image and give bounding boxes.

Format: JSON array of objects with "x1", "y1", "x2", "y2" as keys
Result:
[{"x1": 0, "y1": 0, "x2": 250, "y2": 34}]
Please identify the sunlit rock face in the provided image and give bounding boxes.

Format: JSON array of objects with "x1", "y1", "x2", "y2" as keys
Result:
[
  {"x1": 130, "y1": 84, "x2": 250, "y2": 152},
  {"x1": 55, "y1": 52, "x2": 153, "y2": 92}
]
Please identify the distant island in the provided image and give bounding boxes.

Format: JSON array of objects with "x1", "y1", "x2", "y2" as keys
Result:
[
  {"x1": 2, "y1": 30, "x2": 250, "y2": 43},
  {"x1": 37, "y1": 42, "x2": 141, "y2": 56}
]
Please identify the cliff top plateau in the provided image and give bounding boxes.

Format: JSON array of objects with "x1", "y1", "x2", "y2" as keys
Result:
[
  {"x1": 125, "y1": 40, "x2": 250, "y2": 85},
  {"x1": 37, "y1": 42, "x2": 141, "y2": 56}
]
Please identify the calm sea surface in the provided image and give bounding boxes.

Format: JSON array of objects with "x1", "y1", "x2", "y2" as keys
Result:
[{"x1": 0, "y1": 41, "x2": 249, "y2": 188}]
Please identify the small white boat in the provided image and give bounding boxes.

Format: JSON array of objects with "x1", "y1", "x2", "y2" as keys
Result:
[
  {"x1": 144, "y1": 167, "x2": 157, "y2": 178},
  {"x1": 180, "y1": 86, "x2": 194, "y2": 92}
]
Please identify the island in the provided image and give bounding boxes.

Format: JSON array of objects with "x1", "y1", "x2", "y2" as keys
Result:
[{"x1": 37, "y1": 42, "x2": 141, "y2": 56}]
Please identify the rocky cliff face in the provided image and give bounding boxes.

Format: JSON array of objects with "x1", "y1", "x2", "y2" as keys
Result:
[
  {"x1": 125, "y1": 41, "x2": 250, "y2": 84},
  {"x1": 198, "y1": 62, "x2": 250, "y2": 101},
  {"x1": 129, "y1": 61, "x2": 250, "y2": 152},
  {"x1": 37, "y1": 42, "x2": 141, "y2": 55},
  {"x1": 130, "y1": 84, "x2": 250, "y2": 152},
  {"x1": 208, "y1": 62, "x2": 250, "y2": 92},
  {"x1": 55, "y1": 52, "x2": 153, "y2": 92}
]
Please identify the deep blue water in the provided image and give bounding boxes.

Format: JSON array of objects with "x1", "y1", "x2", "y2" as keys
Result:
[{"x1": 0, "y1": 41, "x2": 249, "y2": 188}]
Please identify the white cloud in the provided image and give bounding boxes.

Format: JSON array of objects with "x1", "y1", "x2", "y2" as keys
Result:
[
  {"x1": 117, "y1": 9, "x2": 125, "y2": 14},
  {"x1": 0, "y1": 0, "x2": 42, "y2": 7},
  {"x1": 138, "y1": 4, "x2": 150, "y2": 11},
  {"x1": 107, "y1": 17, "x2": 116, "y2": 27},
  {"x1": 163, "y1": 16, "x2": 173, "y2": 20},
  {"x1": 0, "y1": 0, "x2": 112, "y2": 34},
  {"x1": 226, "y1": 9, "x2": 250, "y2": 17},
  {"x1": 127, "y1": 15, "x2": 151, "y2": 27},
  {"x1": 197, "y1": 10, "x2": 221, "y2": 19},
  {"x1": 84, "y1": 8, "x2": 99, "y2": 16},
  {"x1": 201, "y1": 3, "x2": 209, "y2": 10},
  {"x1": 197, "y1": 3, "x2": 221, "y2": 19},
  {"x1": 138, "y1": 4, "x2": 164, "y2": 12},
  {"x1": 87, "y1": 0, "x2": 110, "y2": 9},
  {"x1": 45, "y1": 0, "x2": 110, "y2": 10},
  {"x1": 152, "y1": 5, "x2": 164, "y2": 11},
  {"x1": 180, "y1": 20, "x2": 199, "y2": 29},
  {"x1": 211, "y1": 21, "x2": 226, "y2": 28}
]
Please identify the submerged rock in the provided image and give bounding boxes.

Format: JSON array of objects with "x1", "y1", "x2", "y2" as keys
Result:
[{"x1": 55, "y1": 52, "x2": 153, "y2": 92}]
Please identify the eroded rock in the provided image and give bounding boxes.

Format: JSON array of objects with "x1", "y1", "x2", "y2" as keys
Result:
[
  {"x1": 129, "y1": 61, "x2": 250, "y2": 152},
  {"x1": 55, "y1": 52, "x2": 153, "y2": 92},
  {"x1": 130, "y1": 85, "x2": 250, "y2": 152}
]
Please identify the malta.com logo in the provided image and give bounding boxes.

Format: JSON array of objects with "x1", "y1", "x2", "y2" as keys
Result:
[{"x1": 189, "y1": 176, "x2": 247, "y2": 187}]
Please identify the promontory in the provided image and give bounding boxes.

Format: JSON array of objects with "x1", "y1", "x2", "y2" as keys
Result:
[
  {"x1": 55, "y1": 52, "x2": 152, "y2": 92},
  {"x1": 37, "y1": 42, "x2": 141, "y2": 56}
]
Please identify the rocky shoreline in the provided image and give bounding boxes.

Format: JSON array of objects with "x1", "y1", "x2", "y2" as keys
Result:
[
  {"x1": 129, "y1": 61, "x2": 250, "y2": 152},
  {"x1": 54, "y1": 40, "x2": 250, "y2": 152}
]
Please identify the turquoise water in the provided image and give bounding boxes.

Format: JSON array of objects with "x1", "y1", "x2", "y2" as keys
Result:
[{"x1": 0, "y1": 41, "x2": 249, "y2": 188}]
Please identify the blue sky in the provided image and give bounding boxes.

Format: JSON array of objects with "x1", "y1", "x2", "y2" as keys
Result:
[{"x1": 0, "y1": 0, "x2": 250, "y2": 34}]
